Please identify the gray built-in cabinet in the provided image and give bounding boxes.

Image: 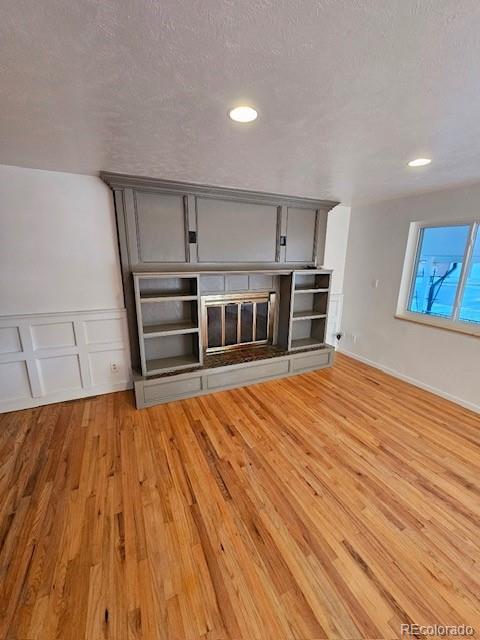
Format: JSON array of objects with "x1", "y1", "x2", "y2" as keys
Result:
[
  {"x1": 105, "y1": 173, "x2": 335, "y2": 272},
  {"x1": 196, "y1": 198, "x2": 279, "y2": 263},
  {"x1": 102, "y1": 172, "x2": 339, "y2": 407}
]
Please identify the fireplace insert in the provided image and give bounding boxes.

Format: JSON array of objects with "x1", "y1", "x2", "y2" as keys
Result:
[{"x1": 200, "y1": 291, "x2": 276, "y2": 354}]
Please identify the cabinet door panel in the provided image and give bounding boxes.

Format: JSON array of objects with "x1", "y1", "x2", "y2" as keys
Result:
[
  {"x1": 196, "y1": 198, "x2": 278, "y2": 263},
  {"x1": 135, "y1": 192, "x2": 187, "y2": 263},
  {"x1": 286, "y1": 207, "x2": 317, "y2": 263}
]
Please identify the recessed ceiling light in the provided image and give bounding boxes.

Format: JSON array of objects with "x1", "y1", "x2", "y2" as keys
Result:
[
  {"x1": 408, "y1": 158, "x2": 432, "y2": 167},
  {"x1": 229, "y1": 106, "x2": 258, "y2": 123}
]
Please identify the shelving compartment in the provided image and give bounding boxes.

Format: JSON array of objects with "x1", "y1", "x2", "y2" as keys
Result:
[
  {"x1": 294, "y1": 272, "x2": 330, "y2": 292},
  {"x1": 290, "y1": 317, "x2": 326, "y2": 350},
  {"x1": 144, "y1": 333, "x2": 200, "y2": 374},
  {"x1": 135, "y1": 274, "x2": 202, "y2": 376},
  {"x1": 142, "y1": 300, "x2": 199, "y2": 337},
  {"x1": 139, "y1": 276, "x2": 198, "y2": 301},
  {"x1": 292, "y1": 290, "x2": 328, "y2": 320}
]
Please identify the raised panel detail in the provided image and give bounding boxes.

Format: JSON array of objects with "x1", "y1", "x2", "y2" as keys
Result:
[
  {"x1": 200, "y1": 275, "x2": 225, "y2": 293},
  {"x1": 196, "y1": 198, "x2": 278, "y2": 263},
  {"x1": 0, "y1": 327, "x2": 22, "y2": 354},
  {"x1": 248, "y1": 275, "x2": 274, "y2": 290},
  {"x1": 38, "y1": 355, "x2": 82, "y2": 394},
  {"x1": 86, "y1": 318, "x2": 124, "y2": 345},
  {"x1": 286, "y1": 207, "x2": 317, "y2": 263},
  {"x1": 31, "y1": 322, "x2": 76, "y2": 350},
  {"x1": 89, "y1": 349, "x2": 127, "y2": 386},
  {"x1": 144, "y1": 376, "x2": 202, "y2": 403},
  {"x1": 291, "y1": 351, "x2": 331, "y2": 372},
  {"x1": 225, "y1": 274, "x2": 249, "y2": 291},
  {"x1": 135, "y1": 192, "x2": 187, "y2": 263},
  {"x1": 0, "y1": 361, "x2": 31, "y2": 401},
  {"x1": 207, "y1": 360, "x2": 289, "y2": 389}
]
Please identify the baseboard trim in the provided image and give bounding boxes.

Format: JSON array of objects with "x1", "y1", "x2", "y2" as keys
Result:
[{"x1": 338, "y1": 348, "x2": 480, "y2": 415}]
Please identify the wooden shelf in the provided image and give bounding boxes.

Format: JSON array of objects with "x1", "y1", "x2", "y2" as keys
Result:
[
  {"x1": 292, "y1": 311, "x2": 327, "y2": 321},
  {"x1": 140, "y1": 293, "x2": 198, "y2": 302},
  {"x1": 143, "y1": 322, "x2": 199, "y2": 338},
  {"x1": 146, "y1": 354, "x2": 200, "y2": 374},
  {"x1": 290, "y1": 337, "x2": 324, "y2": 350},
  {"x1": 294, "y1": 287, "x2": 329, "y2": 294}
]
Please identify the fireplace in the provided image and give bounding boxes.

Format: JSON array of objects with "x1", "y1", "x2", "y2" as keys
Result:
[{"x1": 201, "y1": 291, "x2": 276, "y2": 354}]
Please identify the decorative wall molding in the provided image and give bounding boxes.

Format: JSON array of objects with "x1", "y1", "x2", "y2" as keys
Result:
[
  {"x1": 0, "y1": 308, "x2": 132, "y2": 413},
  {"x1": 101, "y1": 171, "x2": 339, "y2": 210}
]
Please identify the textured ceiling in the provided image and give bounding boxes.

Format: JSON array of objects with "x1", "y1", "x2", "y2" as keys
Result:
[{"x1": 1, "y1": 0, "x2": 480, "y2": 204}]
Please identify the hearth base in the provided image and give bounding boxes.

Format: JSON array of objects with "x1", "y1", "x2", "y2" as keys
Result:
[{"x1": 133, "y1": 344, "x2": 334, "y2": 408}]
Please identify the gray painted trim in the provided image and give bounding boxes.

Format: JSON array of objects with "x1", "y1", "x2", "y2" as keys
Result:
[
  {"x1": 101, "y1": 172, "x2": 339, "y2": 210},
  {"x1": 114, "y1": 189, "x2": 140, "y2": 367},
  {"x1": 314, "y1": 208, "x2": 329, "y2": 267},
  {"x1": 133, "y1": 346, "x2": 334, "y2": 408}
]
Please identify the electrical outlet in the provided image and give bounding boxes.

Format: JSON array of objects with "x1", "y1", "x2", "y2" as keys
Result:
[
  {"x1": 110, "y1": 362, "x2": 119, "y2": 373},
  {"x1": 352, "y1": 334, "x2": 358, "y2": 344}
]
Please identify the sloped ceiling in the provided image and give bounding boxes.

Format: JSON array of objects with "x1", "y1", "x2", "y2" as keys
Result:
[{"x1": 1, "y1": 0, "x2": 480, "y2": 203}]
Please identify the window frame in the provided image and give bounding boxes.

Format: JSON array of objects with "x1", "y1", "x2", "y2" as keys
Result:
[{"x1": 396, "y1": 218, "x2": 480, "y2": 337}]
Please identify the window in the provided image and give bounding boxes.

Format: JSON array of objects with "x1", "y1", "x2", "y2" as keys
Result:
[{"x1": 397, "y1": 220, "x2": 480, "y2": 335}]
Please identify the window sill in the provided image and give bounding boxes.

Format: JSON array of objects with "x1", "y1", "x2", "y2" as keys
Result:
[{"x1": 395, "y1": 312, "x2": 480, "y2": 337}]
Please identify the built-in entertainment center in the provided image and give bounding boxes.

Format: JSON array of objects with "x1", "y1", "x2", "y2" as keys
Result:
[{"x1": 102, "y1": 173, "x2": 339, "y2": 408}]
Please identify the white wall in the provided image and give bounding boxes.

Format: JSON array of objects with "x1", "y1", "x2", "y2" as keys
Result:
[
  {"x1": 341, "y1": 183, "x2": 480, "y2": 413},
  {"x1": 324, "y1": 205, "x2": 351, "y2": 344},
  {"x1": 0, "y1": 164, "x2": 124, "y2": 314},
  {"x1": 0, "y1": 165, "x2": 131, "y2": 411}
]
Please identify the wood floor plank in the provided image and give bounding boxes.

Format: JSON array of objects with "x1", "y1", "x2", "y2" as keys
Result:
[{"x1": 1, "y1": 353, "x2": 479, "y2": 639}]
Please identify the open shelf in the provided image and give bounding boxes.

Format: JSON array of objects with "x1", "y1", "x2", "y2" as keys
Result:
[
  {"x1": 292, "y1": 287, "x2": 328, "y2": 320},
  {"x1": 143, "y1": 321, "x2": 199, "y2": 337},
  {"x1": 294, "y1": 272, "x2": 330, "y2": 291},
  {"x1": 138, "y1": 275, "x2": 198, "y2": 299},
  {"x1": 290, "y1": 336, "x2": 325, "y2": 350},
  {"x1": 292, "y1": 311, "x2": 327, "y2": 321},
  {"x1": 135, "y1": 274, "x2": 202, "y2": 376},
  {"x1": 140, "y1": 293, "x2": 197, "y2": 302},
  {"x1": 294, "y1": 287, "x2": 329, "y2": 294},
  {"x1": 144, "y1": 333, "x2": 200, "y2": 374},
  {"x1": 290, "y1": 316, "x2": 326, "y2": 351},
  {"x1": 146, "y1": 353, "x2": 199, "y2": 374}
]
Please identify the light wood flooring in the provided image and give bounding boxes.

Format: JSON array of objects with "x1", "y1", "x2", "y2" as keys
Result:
[{"x1": 1, "y1": 354, "x2": 479, "y2": 639}]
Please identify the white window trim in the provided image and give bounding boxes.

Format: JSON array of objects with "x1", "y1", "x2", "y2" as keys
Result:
[{"x1": 396, "y1": 218, "x2": 480, "y2": 337}]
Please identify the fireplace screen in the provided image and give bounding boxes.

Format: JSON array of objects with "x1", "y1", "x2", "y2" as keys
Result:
[{"x1": 201, "y1": 291, "x2": 276, "y2": 353}]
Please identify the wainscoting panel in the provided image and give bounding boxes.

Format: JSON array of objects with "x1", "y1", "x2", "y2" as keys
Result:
[
  {"x1": 0, "y1": 309, "x2": 132, "y2": 413},
  {"x1": 0, "y1": 326, "x2": 22, "y2": 354}
]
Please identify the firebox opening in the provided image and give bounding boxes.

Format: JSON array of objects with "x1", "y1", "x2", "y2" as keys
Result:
[{"x1": 201, "y1": 291, "x2": 276, "y2": 354}]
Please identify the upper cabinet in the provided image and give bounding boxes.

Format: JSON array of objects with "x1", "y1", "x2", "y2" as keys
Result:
[
  {"x1": 134, "y1": 192, "x2": 188, "y2": 263},
  {"x1": 103, "y1": 173, "x2": 338, "y2": 269},
  {"x1": 196, "y1": 198, "x2": 279, "y2": 263},
  {"x1": 285, "y1": 206, "x2": 317, "y2": 263}
]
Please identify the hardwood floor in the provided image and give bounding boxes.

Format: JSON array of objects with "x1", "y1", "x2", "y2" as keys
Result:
[{"x1": 1, "y1": 354, "x2": 479, "y2": 639}]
